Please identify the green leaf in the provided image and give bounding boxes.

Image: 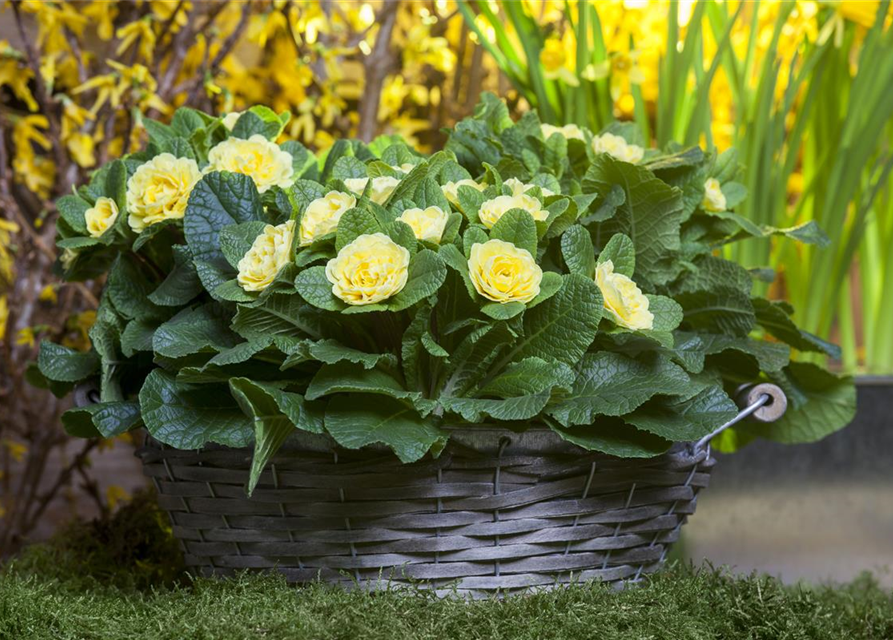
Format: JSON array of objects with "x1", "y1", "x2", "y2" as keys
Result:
[
  {"x1": 752, "y1": 298, "x2": 841, "y2": 358},
  {"x1": 171, "y1": 107, "x2": 210, "y2": 137},
  {"x1": 583, "y1": 155, "x2": 683, "y2": 284},
  {"x1": 335, "y1": 207, "x2": 380, "y2": 250},
  {"x1": 501, "y1": 273, "x2": 602, "y2": 368},
  {"x1": 229, "y1": 377, "x2": 324, "y2": 495},
  {"x1": 414, "y1": 177, "x2": 451, "y2": 211},
  {"x1": 676, "y1": 331, "x2": 791, "y2": 374},
  {"x1": 748, "y1": 363, "x2": 856, "y2": 444},
  {"x1": 324, "y1": 395, "x2": 446, "y2": 463},
  {"x1": 440, "y1": 395, "x2": 551, "y2": 422},
  {"x1": 184, "y1": 172, "x2": 264, "y2": 294},
  {"x1": 332, "y1": 156, "x2": 368, "y2": 181},
  {"x1": 560, "y1": 225, "x2": 595, "y2": 278},
  {"x1": 62, "y1": 401, "x2": 142, "y2": 439},
  {"x1": 478, "y1": 357, "x2": 574, "y2": 398},
  {"x1": 143, "y1": 119, "x2": 178, "y2": 147},
  {"x1": 232, "y1": 294, "x2": 324, "y2": 340},
  {"x1": 489, "y1": 209, "x2": 537, "y2": 256},
  {"x1": 148, "y1": 245, "x2": 203, "y2": 306},
  {"x1": 139, "y1": 369, "x2": 253, "y2": 449},
  {"x1": 677, "y1": 288, "x2": 755, "y2": 337},
  {"x1": 220, "y1": 221, "x2": 268, "y2": 269},
  {"x1": 481, "y1": 301, "x2": 526, "y2": 320},
  {"x1": 389, "y1": 250, "x2": 447, "y2": 311},
  {"x1": 625, "y1": 385, "x2": 738, "y2": 442},
  {"x1": 306, "y1": 362, "x2": 427, "y2": 409},
  {"x1": 120, "y1": 319, "x2": 157, "y2": 357},
  {"x1": 549, "y1": 419, "x2": 671, "y2": 458},
  {"x1": 231, "y1": 106, "x2": 289, "y2": 140},
  {"x1": 37, "y1": 342, "x2": 99, "y2": 383},
  {"x1": 647, "y1": 295, "x2": 684, "y2": 333},
  {"x1": 107, "y1": 254, "x2": 164, "y2": 320},
  {"x1": 305, "y1": 339, "x2": 397, "y2": 370},
  {"x1": 597, "y1": 232, "x2": 635, "y2": 277},
  {"x1": 56, "y1": 195, "x2": 90, "y2": 235},
  {"x1": 547, "y1": 352, "x2": 691, "y2": 427},
  {"x1": 294, "y1": 266, "x2": 345, "y2": 311},
  {"x1": 153, "y1": 303, "x2": 239, "y2": 358},
  {"x1": 206, "y1": 339, "x2": 274, "y2": 368}
]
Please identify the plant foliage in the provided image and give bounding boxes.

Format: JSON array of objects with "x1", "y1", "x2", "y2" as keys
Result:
[{"x1": 36, "y1": 96, "x2": 855, "y2": 493}]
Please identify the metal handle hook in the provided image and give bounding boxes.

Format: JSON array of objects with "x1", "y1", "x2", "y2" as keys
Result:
[{"x1": 693, "y1": 383, "x2": 787, "y2": 453}]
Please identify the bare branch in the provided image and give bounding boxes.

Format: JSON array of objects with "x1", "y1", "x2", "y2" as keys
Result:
[{"x1": 357, "y1": 0, "x2": 402, "y2": 142}]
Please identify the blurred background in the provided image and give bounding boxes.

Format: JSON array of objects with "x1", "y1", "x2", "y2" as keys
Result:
[{"x1": 0, "y1": 0, "x2": 891, "y2": 583}]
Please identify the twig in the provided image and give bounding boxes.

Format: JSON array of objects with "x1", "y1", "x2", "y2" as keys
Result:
[{"x1": 357, "y1": 0, "x2": 402, "y2": 141}]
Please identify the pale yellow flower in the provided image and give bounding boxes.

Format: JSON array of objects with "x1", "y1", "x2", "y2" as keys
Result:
[
  {"x1": 343, "y1": 175, "x2": 401, "y2": 204},
  {"x1": 299, "y1": 191, "x2": 356, "y2": 246},
  {"x1": 126, "y1": 153, "x2": 202, "y2": 233},
  {"x1": 441, "y1": 178, "x2": 486, "y2": 206},
  {"x1": 701, "y1": 178, "x2": 727, "y2": 213},
  {"x1": 207, "y1": 134, "x2": 294, "y2": 193},
  {"x1": 592, "y1": 133, "x2": 644, "y2": 164},
  {"x1": 595, "y1": 260, "x2": 653, "y2": 331},
  {"x1": 84, "y1": 197, "x2": 119, "y2": 238},
  {"x1": 237, "y1": 220, "x2": 295, "y2": 292},
  {"x1": 391, "y1": 163, "x2": 417, "y2": 174},
  {"x1": 221, "y1": 111, "x2": 242, "y2": 130},
  {"x1": 541, "y1": 123, "x2": 585, "y2": 141},
  {"x1": 478, "y1": 194, "x2": 548, "y2": 229},
  {"x1": 504, "y1": 177, "x2": 556, "y2": 199},
  {"x1": 468, "y1": 239, "x2": 542, "y2": 304},
  {"x1": 325, "y1": 233, "x2": 410, "y2": 305},
  {"x1": 397, "y1": 206, "x2": 449, "y2": 243}
]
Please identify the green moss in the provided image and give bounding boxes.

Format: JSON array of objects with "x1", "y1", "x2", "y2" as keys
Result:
[{"x1": 1, "y1": 495, "x2": 891, "y2": 640}]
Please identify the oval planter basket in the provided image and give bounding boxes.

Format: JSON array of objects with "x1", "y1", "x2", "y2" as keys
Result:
[{"x1": 136, "y1": 385, "x2": 787, "y2": 597}]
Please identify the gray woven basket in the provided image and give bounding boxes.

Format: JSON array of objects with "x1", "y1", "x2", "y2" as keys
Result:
[{"x1": 136, "y1": 384, "x2": 787, "y2": 597}]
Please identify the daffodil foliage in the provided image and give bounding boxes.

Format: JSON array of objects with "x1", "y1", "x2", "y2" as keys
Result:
[{"x1": 35, "y1": 96, "x2": 855, "y2": 493}]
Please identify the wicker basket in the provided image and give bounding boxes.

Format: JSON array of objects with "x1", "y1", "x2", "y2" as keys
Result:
[
  {"x1": 138, "y1": 429, "x2": 713, "y2": 596},
  {"x1": 137, "y1": 384, "x2": 786, "y2": 596}
]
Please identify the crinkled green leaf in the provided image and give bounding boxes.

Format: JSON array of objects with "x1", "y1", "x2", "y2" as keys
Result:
[
  {"x1": 139, "y1": 369, "x2": 253, "y2": 449},
  {"x1": 324, "y1": 394, "x2": 446, "y2": 463}
]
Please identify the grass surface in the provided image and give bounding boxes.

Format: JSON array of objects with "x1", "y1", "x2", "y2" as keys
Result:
[{"x1": 1, "y1": 494, "x2": 891, "y2": 640}]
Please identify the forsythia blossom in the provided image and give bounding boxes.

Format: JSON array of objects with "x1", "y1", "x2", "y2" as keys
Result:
[
  {"x1": 325, "y1": 233, "x2": 410, "y2": 305},
  {"x1": 592, "y1": 133, "x2": 644, "y2": 164},
  {"x1": 207, "y1": 135, "x2": 295, "y2": 193},
  {"x1": 701, "y1": 178, "x2": 727, "y2": 212},
  {"x1": 468, "y1": 239, "x2": 543, "y2": 304},
  {"x1": 343, "y1": 176, "x2": 401, "y2": 204},
  {"x1": 299, "y1": 191, "x2": 356, "y2": 246},
  {"x1": 595, "y1": 260, "x2": 654, "y2": 330},
  {"x1": 397, "y1": 206, "x2": 450, "y2": 243},
  {"x1": 126, "y1": 153, "x2": 202, "y2": 232},
  {"x1": 84, "y1": 197, "x2": 119, "y2": 238},
  {"x1": 237, "y1": 220, "x2": 295, "y2": 292},
  {"x1": 478, "y1": 194, "x2": 548, "y2": 229}
]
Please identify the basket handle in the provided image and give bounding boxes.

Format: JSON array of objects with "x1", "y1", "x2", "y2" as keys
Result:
[{"x1": 693, "y1": 383, "x2": 788, "y2": 453}]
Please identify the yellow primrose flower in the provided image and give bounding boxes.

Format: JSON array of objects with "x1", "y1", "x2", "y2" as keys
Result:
[
  {"x1": 391, "y1": 163, "x2": 417, "y2": 174},
  {"x1": 343, "y1": 176, "x2": 401, "y2": 205},
  {"x1": 207, "y1": 135, "x2": 295, "y2": 194},
  {"x1": 592, "y1": 133, "x2": 644, "y2": 164},
  {"x1": 441, "y1": 178, "x2": 486, "y2": 206},
  {"x1": 126, "y1": 153, "x2": 202, "y2": 233},
  {"x1": 478, "y1": 194, "x2": 548, "y2": 229},
  {"x1": 504, "y1": 177, "x2": 556, "y2": 199},
  {"x1": 595, "y1": 260, "x2": 653, "y2": 331},
  {"x1": 237, "y1": 220, "x2": 295, "y2": 292},
  {"x1": 325, "y1": 233, "x2": 410, "y2": 306},
  {"x1": 299, "y1": 191, "x2": 356, "y2": 246},
  {"x1": 701, "y1": 178, "x2": 727, "y2": 213},
  {"x1": 85, "y1": 197, "x2": 119, "y2": 238},
  {"x1": 541, "y1": 123, "x2": 585, "y2": 141},
  {"x1": 397, "y1": 206, "x2": 450, "y2": 243},
  {"x1": 468, "y1": 239, "x2": 542, "y2": 304}
]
